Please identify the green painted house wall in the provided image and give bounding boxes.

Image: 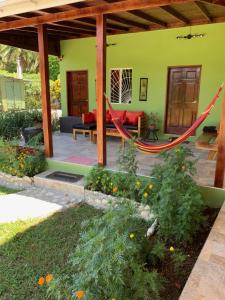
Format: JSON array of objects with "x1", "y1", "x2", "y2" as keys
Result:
[{"x1": 60, "y1": 22, "x2": 225, "y2": 138}]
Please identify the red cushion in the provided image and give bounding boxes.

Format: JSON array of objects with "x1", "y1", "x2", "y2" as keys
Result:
[
  {"x1": 126, "y1": 111, "x2": 144, "y2": 126},
  {"x1": 92, "y1": 109, "x2": 111, "y2": 123},
  {"x1": 82, "y1": 112, "x2": 95, "y2": 124},
  {"x1": 110, "y1": 110, "x2": 126, "y2": 124}
]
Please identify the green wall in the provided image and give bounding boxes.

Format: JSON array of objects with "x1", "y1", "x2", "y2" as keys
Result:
[{"x1": 60, "y1": 22, "x2": 225, "y2": 138}]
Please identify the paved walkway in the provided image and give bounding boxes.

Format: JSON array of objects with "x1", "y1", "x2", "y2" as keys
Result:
[
  {"x1": 180, "y1": 200, "x2": 225, "y2": 300},
  {"x1": 0, "y1": 186, "x2": 83, "y2": 223}
]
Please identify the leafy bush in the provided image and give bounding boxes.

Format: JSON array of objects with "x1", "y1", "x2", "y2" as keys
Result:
[
  {"x1": 48, "y1": 200, "x2": 162, "y2": 300},
  {"x1": 0, "y1": 109, "x2": 59, "y2": 140},
  {"x1": 150, "y1": 146, "x2": 205, "y2": 243},
  {"x1": 86, "y1": 141, "x2": 154, "y2": 203},
  {"x1": 0, "y1": 110, "x2": 42, "y2": 139},
  {"x1": 0, "y1": 139, "x2": 46, "y2": 177}
]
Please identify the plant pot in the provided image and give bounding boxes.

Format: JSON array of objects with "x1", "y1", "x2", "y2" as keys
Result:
[{"x1": 149, "y1": 124, "x2": 156, "y2": 130}]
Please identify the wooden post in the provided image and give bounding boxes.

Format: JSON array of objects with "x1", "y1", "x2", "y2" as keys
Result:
[
  {"x1": 37, "y1": 24, "x2": 53, "y2": 157},
  {"x1": 214, "y1": 85, "x2": 225, "y2": 188},
  {"x1": 96, "y1": 14, "x2": 106, "y2": 166}
]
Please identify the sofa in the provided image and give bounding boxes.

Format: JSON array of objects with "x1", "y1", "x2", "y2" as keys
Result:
[{"x1": 72, "y1": 109, "x2": 147, "y2": 140}]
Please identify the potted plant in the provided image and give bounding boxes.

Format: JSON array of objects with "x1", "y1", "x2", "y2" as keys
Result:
[{"x1": 148, "y1": 112, "x2": 160, "y2": 129}]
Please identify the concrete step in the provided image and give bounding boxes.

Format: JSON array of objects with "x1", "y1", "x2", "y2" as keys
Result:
[{"x1": 34, "y1": 170, "x2": 85, "y2": 196}]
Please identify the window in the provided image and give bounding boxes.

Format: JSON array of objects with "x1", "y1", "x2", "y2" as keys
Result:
[{"x1": 110, "y1": 68, "x2": 132, "y2": 104}]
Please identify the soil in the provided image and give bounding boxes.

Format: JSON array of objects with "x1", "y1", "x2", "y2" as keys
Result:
[{"x1": 159, "y1": 207, "x2": 219, "y2": 300}]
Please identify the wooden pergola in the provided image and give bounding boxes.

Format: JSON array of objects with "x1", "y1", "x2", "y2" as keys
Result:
[{"x1": 0, "y1": 0, "x2": 225, "y2": 187}]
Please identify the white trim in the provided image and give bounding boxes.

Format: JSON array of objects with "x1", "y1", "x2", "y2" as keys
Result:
[{"x1": 0, "y1": 0, "x2": 85, "y2": 18}]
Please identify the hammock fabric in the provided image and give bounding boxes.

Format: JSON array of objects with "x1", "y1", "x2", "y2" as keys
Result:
[{"x1": 106, "y1": 83, "x2": 224, "y2": 154}]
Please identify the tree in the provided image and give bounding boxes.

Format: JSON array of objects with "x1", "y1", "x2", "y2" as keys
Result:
[
  {"x1": 48, "y1": 55, "x2": 60, "y2": 80},
  {"x1": 0, "y1": 45, "x2": 39, "y2": 74}
]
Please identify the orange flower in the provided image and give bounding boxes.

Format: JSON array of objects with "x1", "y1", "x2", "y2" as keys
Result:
[
  {"x1": 46, "y1": 273, "x2": 53, "y2": 284},
  {"x1": 112, "y1": 186, "x2": 118, "y2": 193},
  {"x1": 38, "y1": 276, "x2": 45, "y2": 286},
  {"x1": 75, "y1": 290, "x2": 85, "y2": 299}
]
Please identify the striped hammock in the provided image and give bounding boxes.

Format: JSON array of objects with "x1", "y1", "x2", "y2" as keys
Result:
[{"x1": 105, "y1": 83, "x2": 224, "y2": 154}]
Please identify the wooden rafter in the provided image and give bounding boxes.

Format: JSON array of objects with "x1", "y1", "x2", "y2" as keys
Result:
[
  {"x1": 195, "y1": 1, "x2": 212, "y2": 21},
  {"x1": 106, "y1": 14, "x2": 149, "y2": 29},
  {"x1": 200, "y1": 0, "x2": 225, "y2": 8},
  {"x1": 104, "y1": 0, "x2": 166, "y2": 27},
  {"x1": 161, "y1": 5, "x2": 189, "y2": 23},
  {"x1": 0, "y1": 0, "x2": 193, "y2": 31},
  {"x1": 129, "y1": 10, "x2": 167, "y2": 27}
]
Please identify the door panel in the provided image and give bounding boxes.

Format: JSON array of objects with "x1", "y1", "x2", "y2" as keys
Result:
[
  {"x1": 67, "y1": 70, "x2": 88, "y2": 117},
  {"x1": 165, "y1": 66, "x2": 201, "y2": 135}
]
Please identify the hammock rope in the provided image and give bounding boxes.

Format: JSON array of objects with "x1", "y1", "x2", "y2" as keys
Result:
[{"x1": 105, "y1": 83, "x2": 224, "y2": 154}]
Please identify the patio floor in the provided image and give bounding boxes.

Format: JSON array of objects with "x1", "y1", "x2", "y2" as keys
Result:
[{"x1": 51, "y1": 132, "x2": 219, "y2": 187}]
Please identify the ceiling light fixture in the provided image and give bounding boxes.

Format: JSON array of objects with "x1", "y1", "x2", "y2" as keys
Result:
[{"x1": 176, "y1": 27, "x2": 206, "y2": 40}]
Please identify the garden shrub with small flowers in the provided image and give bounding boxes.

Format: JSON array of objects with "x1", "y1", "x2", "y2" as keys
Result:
[
  {"x1": 47, "y1": 200, "x2": 162, "y2": 300},
  {"x1": 0, "y1": 138, "x2": 46, "y2": 177}
]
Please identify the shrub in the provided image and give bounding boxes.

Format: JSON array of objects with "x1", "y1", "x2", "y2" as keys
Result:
[
  {"x1": 150, "y1": 146, "x2": 205, "y2": 243},
  {"x1": 0, "y1": 110, "x2": 42, "y2": 139},
  {"x1": 48, "y1": 200, "x2": 162, "y2": 300},
  {"x1": 0, "y1": 109, "x2": 59, "y2": 140},
  {"x1": 0, "y1": 139, "x2": 46, "y2": 177}
]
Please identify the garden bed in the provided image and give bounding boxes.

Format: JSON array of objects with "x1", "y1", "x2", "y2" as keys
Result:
[{"x1": 159, "y1": 207, "x2": 219, "y2": 300}]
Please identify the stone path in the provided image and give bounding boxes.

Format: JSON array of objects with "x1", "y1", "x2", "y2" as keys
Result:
[
  {"x1": 180, "y1": 200, "x2": 225, "y2": 300},
  {"x1": 0, "y1": 186, "x2": 83, "y2": 223}
]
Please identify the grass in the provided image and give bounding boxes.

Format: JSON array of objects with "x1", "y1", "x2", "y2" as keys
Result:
[
  {"x1": 0, "y1": 204, "x2": 100, "y2": 300},
  {"x1": 0, "y1": 186, "x2": 18, "y2": 196}
]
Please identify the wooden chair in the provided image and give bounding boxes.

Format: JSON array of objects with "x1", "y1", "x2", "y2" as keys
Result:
[{"x1": 195, "y1": 131, "x2": 218, "y2": 160}]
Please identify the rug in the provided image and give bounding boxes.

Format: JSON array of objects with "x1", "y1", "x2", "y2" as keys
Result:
[{"x1": 63, "y1": 155, "x2": 97, "y2": 166}]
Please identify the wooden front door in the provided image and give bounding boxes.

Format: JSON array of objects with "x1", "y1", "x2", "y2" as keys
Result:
[
  {"x1": 165, "y1": 66, "x2": 201, "y2": 135},
  {"x1": 67, "y1": 70, "x2": 89, "y2": 116}
]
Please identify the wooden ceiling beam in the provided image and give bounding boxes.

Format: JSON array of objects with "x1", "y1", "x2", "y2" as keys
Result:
[
  {"x1": 0, "y1": 32, "x2": 60, "y2": 55},
  {"x1": 130, "y1": 10, "x2": 166, "y2": 27},
  {"x1": 55, "y1": 4, "x2": 128, "y2": 32},
  {"x1": 200, "y1": 0, "x2": 225, "y2": 7},
  {"x1": 104, "y1": 0, "x2": 166, "y2": 27},
  {"x1": 195, "y1": 1, "x2": 212, "y2": 22},
  {"x1": 106, "y1": 14, "x2": 149, "y2": 29},
  {"x1": 161, "y1": 5, "x2": 190, "y2": 23},
  {"x1": 0, "y1": 0, "x2": 193, "y2": 31}
]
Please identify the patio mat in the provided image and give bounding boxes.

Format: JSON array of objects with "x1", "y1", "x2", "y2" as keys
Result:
[{"x1": 63, "y1": 155, "x2": 97, "y2": 165}]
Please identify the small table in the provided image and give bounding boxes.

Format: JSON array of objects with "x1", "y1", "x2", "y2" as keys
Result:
[
  {"x1": 73, "y1": 128, "x2": 93, "y2": 141},
  {"x1": 92, "y1": 129, "x2": 125, "y2": 147},
  {"x1": 146, "y1": 127, "x2": 159, "y2": 141}
]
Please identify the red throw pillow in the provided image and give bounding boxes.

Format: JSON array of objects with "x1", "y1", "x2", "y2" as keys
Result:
[
  {"x1": 111, "y1": 110, "x2": 126, "y2": 124},
  {"x1": 82, "y1": 112, "x2": 95, "y2": 124},
  {"x1": 126, "y1": 111, "x2": 144, "y2": 126},
  {"x1": 92, "y1": 109, "x2": 111, "y2": 123}
]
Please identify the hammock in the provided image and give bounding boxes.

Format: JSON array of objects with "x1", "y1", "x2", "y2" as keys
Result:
[{"x1": 105, "y1": 83, "x2": 224, "y2": 154}]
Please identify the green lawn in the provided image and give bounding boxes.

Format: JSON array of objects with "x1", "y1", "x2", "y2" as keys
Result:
[
  {"x1": 0, "y1": 204, "x2": 100, "y2": 300},
  {"x1": 0, "y1": 186, "x2": 18, "y2": 196}
]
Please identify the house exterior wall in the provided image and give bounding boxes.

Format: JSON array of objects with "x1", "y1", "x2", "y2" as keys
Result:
[{"x1": 60, "y1": 22, "x2": 225, "y2": 138}]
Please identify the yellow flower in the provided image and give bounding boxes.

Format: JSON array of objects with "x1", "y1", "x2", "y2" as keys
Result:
[
  {"x1": 46, "y1": 273, "x2": 53, "y2": 284},
  {"x1": 181, "y1": 165, "x2": 186, "y2": 171},
  {"x1": 112, "y1": 186, "x2": 118, "y2": 193},
  {"x1": 148, "y1": 184, "x2": 153, "y2": 190},
  {"x1": 112, "y1": 298, "x2": 116, "y2": 300},
  {"x1": 143, "y1": 192, "x2": 148, "y2": 198},
  {"x1": 38, "y1": 276, "x2": 45, "y2": 286},
  {"x1": 136, "y1": 181, "x2": 141, "y2": 188},
  {"x1": 75, "y1": 290, "x2": 85, "y2": 299},
  {"x1": 169, "y1": 246, "x2": 175, "y2": 252},
  {"x1": 129, "y1": 233, "x2": 135, "y2": 239}
]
